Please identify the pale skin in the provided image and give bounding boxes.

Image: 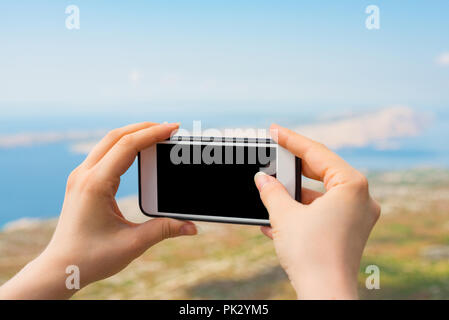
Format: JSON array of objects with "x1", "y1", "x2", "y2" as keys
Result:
[
  {"x1": 255, "y1": 124, "x2": 380, "y2": 299},
  {"x1": 0, "y1": 122, "x2": 379, "y2": 300}
]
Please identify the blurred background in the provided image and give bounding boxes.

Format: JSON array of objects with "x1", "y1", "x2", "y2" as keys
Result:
[{"x1": 1, "y1": 1, "x2": 449, "y2": 299}]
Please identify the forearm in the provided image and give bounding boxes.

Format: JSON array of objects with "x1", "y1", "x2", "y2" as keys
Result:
[{"x1": 0, "y1": 251, "x2": 79, "y2": 300}]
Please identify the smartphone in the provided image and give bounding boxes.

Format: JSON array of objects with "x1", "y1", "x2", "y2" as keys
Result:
[{"x1": 138, "y1": 136, "x2": 301, "y2": 226}]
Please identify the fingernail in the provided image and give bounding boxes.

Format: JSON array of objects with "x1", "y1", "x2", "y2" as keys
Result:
[
  {"x1": 195, "y1": 224, "x2": 204, "y2": 235},
  {"x1": 162, "y1": 122, "x2": 180, "y2": 128},
  {"x1": 254, "y1": 171, "x2": 271, "y2": 191},
  {"x1": 180, "y1": 223, "x2": 197, "y2": 236}
]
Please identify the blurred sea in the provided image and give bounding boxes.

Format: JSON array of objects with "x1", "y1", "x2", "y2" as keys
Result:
[{"x1": 1, "y1": 108, "x2": 448, "y2": 227}]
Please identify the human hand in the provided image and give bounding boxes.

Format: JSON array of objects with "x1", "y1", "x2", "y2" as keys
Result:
[
  {"x1": 254, "y1": 124, "x2": 380, "y2": 300},
  {"x1": 0, "y1": 122, "x2": 197, "y2": 299}
]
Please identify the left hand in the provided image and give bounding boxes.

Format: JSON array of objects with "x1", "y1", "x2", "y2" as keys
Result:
[{"x1": 0, "y1": 122, "x2": 197, "y2": 299}]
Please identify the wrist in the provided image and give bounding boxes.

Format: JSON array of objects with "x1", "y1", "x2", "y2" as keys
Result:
[
  {"x1": 290, "y1": 265, "x2": 359, "y2": 300},
  {"x1": 0, "y1": 250, "x2": 81, "y2": 299},
  {"x1": 28, "y1": 250, "x2": 82, "y2": 299},
  {"x1": 39, "y1": 246, "x2": 92, "y2": 293}
]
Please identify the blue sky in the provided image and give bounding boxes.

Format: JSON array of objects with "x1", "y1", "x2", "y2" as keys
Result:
[{"x1": 1, "y1": 1, "x2": 449, "y2": 116}]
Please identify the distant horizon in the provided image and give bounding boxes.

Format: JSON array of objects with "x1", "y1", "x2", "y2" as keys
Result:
[{"x1": 1, "y1": 105, "x2": 449, "y2": 227}]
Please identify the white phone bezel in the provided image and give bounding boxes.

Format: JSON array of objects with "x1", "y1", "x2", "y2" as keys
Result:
[{"x1": 138, "y1": 137, "x2": 299, "y2": 226}]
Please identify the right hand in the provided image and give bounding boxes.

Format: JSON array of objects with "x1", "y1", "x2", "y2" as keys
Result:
[{"x1": 254, "y1": 124, "x2": 380, "y2": 299}]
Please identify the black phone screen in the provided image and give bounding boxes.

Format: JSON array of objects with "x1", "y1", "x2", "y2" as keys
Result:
[{"x1": 156, "y1": 143, "x2": 276, "y2": 221}]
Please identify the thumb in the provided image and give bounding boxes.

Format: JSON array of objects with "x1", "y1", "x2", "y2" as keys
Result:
[
  {"x1": 134, "y1": 218, "x2": 197, "y2": 249},
  {"x1": 254, "y1": 172, "x2": 299, "y2": 223}
]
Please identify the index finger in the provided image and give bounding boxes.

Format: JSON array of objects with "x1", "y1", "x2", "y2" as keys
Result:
[
  {"x1": 94, "y1": 122, "x2": 179, "y2": 181},
  {"x1": 271, "y1": 123, "x2": 359, "y2": 190},
  {"x1": 82, "y1": 122, "x2": 157, "y2": 168}
]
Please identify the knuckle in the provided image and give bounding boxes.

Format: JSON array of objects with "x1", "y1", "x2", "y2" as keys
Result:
[
  {"x1": 352, "y1": 172, "x2": 369, "y2": 192},
  {"x1": 105, "y1": 128, "x2": 123, "y2": 142},
  {"x1": 82, "y1": 173, "x2": 101, "y2": 194},
  {"x1": 160, "y1": 218, "x2": 174, "y2": 240},
  {"x1": 80, "y1": 169, "x2": 119, "y2": 195},
  {"x1": 371, "y1": 199, "x2": 381, "y2": 221},
  {"x1": 67, "y1": 167, "x2": 119, "y2": 196},
  {"x1": 81, "y1": 170, "x2": 105, "y2": 194},
  {"x1": 117, "y1": 134, "x2": 135, "y2": 148},
  {"x1": 66, "y1": 168, "x2": 81, "y2": 191},
  {"x1": 315, "y1": 141, "x2": 328, "y2": 150}
]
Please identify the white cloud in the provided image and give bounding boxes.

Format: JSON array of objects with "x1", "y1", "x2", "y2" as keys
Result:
[
  {"x1": 436, "y1": 52, "x2": 449, "y2": 67},
  {"x1": 0, "y1": 106, "x2": 429, "y2": 154},
  {"x1": 294, "y1": 106, "x2": 430, "y2": 150},
  {"x1": 69, "y1": 140, "x2": 100, "y2": 154},
  {"x1": 2, "y1": 218, "x2": 46, "y2": 232},
  {"x1": 0, "y1": 130, "x2": 107, "y2": 149},
  {"x1": 129, "y1": 70, "x2": 142, "y2": 84}
]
